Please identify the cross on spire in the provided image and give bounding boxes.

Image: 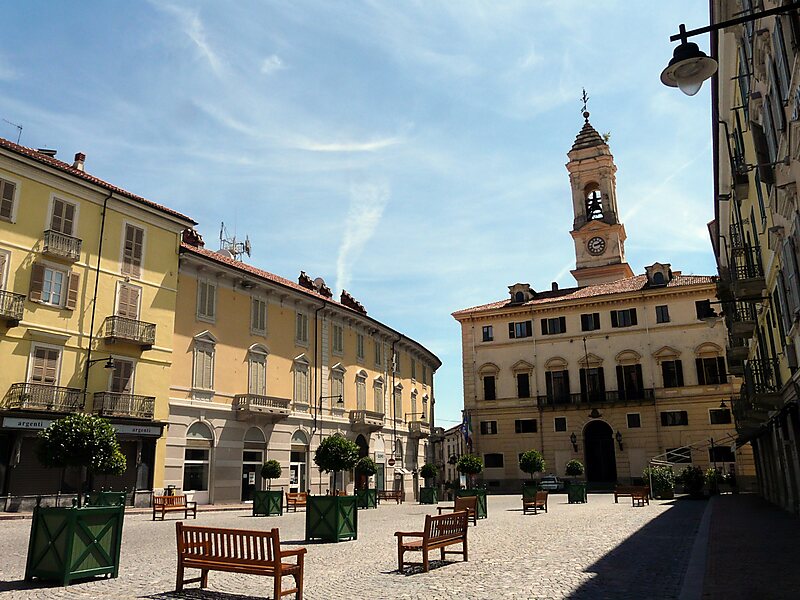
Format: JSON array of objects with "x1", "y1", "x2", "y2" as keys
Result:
[{"x1": 581, "y1": 88, "x2": 590, "y2": 121}]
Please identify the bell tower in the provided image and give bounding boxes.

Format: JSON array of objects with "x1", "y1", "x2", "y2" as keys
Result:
[{"x1": 567, "y1": 103, "x2": 633, "y2": 287}]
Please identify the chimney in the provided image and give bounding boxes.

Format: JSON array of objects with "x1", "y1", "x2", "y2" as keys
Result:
[
  {"x1": 182, "y1": 228, "x2": 205, "y2": 248},
  {"x1": 37, "y1": 148, "x2": 57, "y2": 157},
  {"x1": 72, "y1": 152, "x2": 86, "y2": 171},
  {"x1": 551, "y1": 282, "x2": 559, "y2": 291}
]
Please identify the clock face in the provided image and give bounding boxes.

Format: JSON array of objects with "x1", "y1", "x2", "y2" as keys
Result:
[{"x1": 587, "y1": 236, "x2": 606, "y2": 255}]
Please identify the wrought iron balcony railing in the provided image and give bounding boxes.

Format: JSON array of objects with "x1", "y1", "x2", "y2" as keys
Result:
[
  {"x1": 93, "y1": 391, "x2": 155, "y2": 420},
  {"x1": 729, "y1": 245, "x2": 765, "y2": 299},
  {"x1": 4, "y1": 382, "x2": 84, "y2": 412},
  {"x1": 0, "y1": 289, "x2": 25, "y2": 325},
  {"x1": 743, "y1": 358, "x2": 782, "y2": 408},
  {"x1": 537, "y1": 388, "x2": 655, "y2": 407},
  {"x1": 725, "y1": 301, "x2": 757, "y2": 337},
  {"x1": 42, "y1": 229, "x2": 82, "y2": 262},
  {"x1": 102, "y1": 315, "x2": 156, "y2": 349}
]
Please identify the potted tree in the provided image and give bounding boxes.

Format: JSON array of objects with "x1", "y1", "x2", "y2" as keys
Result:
[
  {"x1": 519, "y1": 449, "x2": 546, "y2": 500},
  {"x1": 679, "y1": 466, "x2": 705, "y2": 499},
  {"x1": 354, "y1": 456, "x2": 378, "y2": 509},
  {"x1": 565, "y1": 459, "x2": 587, "y2": 503},
  {"x1": 307, "y1": 434, "x2": 359, "y2": 542},
  {"x1": 643, "y1": 465, "x2": 675, "y2": 499},
  {"x1": 253, "y1": 459, "x2": 283, "y2": 516},
  {"x1": 26, "y1": 414, "x2": 127, "y2": 586},
  {"x1": 705, "y1": 468, "x2": 723, "y2": 496},
  {"x1": 419, "y1": 463, "x2": 439, "y2": 504},
  {"x1": 455, "y1": 454, "x2": 487, "y2": 519}
]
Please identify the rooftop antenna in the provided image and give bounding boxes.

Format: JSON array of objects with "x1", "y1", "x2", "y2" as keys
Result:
[
  {"x1": 3, "y1": 119, "x2": 22, "y2": 144},
  {"x1": 219, "y1": 221, "x2": 252, "y2": 262}
]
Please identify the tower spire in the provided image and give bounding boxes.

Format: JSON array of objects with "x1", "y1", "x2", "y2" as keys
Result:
[{"x1": 581, "y1": 88, "x2": 590, "y2": 121}]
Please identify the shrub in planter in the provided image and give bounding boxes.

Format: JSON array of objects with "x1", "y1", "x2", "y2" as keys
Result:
[
  {"x1": 355, "y1": 456, "x2": 378, "y2": 485},
  {"x1": 565, "y1": 460, "x2": 587, "y2": 503},
  {"x1": 680, "y1": 466, "x2": 705, "y2": 498},
  {"x1": 565, "y1": 459, "x2": 585, "y2": 478},
  {"x1": 26, "y1": 414, "x2": 127, "y2": 585},
  {"x1": 705, "y1": 468, "x2": 724, "y2": 495},
  {"x1": 456, "y1": 455, "x2": 487, "y2": 518},
  {"x1": 420, "y1": 462, "x2": 438, "y2": 483},
  {"x1": 314, "y1": 434, "x2": 360, "y2": 494},
  {"x1": 419, "y1": 463, "x2": 439, "y2": 504},
  {"x1": 253, "y1": 460, "x2": 283, "y2": 516},
  {"x1": 643, "y1": 465, "x2": 675, "y2": 499},
  {"x1": 519, "y1": 449, "x2": 545, "y2": 498},
  {"x1": 355, "y1": 456, "x2": 378, "y2": 509},
  {"x1": 307, "y1": 434, "x2": 359, "y2": 542}
]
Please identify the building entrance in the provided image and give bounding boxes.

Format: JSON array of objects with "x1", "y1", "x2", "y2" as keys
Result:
[
  {"x1": 241, "y1": 450, "x2": 263, "y2": 502},
  {"x1": 584, "y1": 420, "x2": 617, "y2": 488}
]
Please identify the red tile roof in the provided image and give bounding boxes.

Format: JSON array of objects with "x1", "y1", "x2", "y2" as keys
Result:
[
  {"x1": 0, "y1": 137, "x2": 195, "y2": 224},
  {"x1": 452, "y1": 274, "x2": 715, "y2": 317}
]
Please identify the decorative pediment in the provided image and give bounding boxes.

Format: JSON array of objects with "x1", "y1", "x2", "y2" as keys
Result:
[
  {"x1": 193, "y1": 330, "x2": 217, "y2": 345},
  {"x1": 293, "y1": 353, "x2": 310, "y2": 366},
  {"x1": 511, "y1": 359, "x2": 534, "y2": 373},
  {"x1": 653, "y1": 346, "x2": 680, "y2": 361},
  {"x1": 695, "y1": 342, "x2": 723, "y2": 356},
  {"x1": 544, "y1": 356, "x2": 568, "y2": 370},
  {"x1": 374, "y1": 375, "x2": 385, "y2": 386},
  {"x1": 248, "y1": 343, "x2": 269, "y2": 355},
  {"x1": 331, "y1": 362, "x2": 347, "y2": 374},
  {"x1": 577, "y1": 352, "x2": 604, "y2": 368},
  {"x1": 478, "y1": 362, "x2": 500, "y2": 375},
  {"x1": 356, "y1": 369, "x2": 368, "y2": 380},
  {"x1": 615, "y1": 349, "x2": 641, "y2": 364}
]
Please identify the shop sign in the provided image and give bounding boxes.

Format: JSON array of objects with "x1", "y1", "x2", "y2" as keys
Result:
[
  {"x1": 114, "y1": 424, "x2": 162, "y2": 437},
  {"x1": 375, "y1": 451, "x2": 385, "y2": 462},
  {"x1": 2, "y1": 417, "x2": 53, "y2": 430}
]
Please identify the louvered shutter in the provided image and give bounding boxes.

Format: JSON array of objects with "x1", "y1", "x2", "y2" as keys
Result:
[
  {"x1": 65, "y1": 272, "x2": 80, "y2": 310},
  {"x1": 29, "y1": 264, "x2": 44, "y2": 302},
  {"x1": 541, "y1": 319, "x2": 548, "y2": 335},
  {"x1": 31, "y1": 347, "x2": 59, "y2": 384},
  {"x1": 630, "y1": 309, "x2": 638, "y2": 326},
  {"x1": 525, "y1": 320, "x2": 532, "y2": 337},
  {"x1": 112, "y1": 360, "x2": 134, "y2": 393},
  {"x1": 0, "y1": 179, "x2": 14, "y2": 220},
  {"x1": 198, "y1": 282, "x2": 208, "y2": 317},
  {"x1": 508, "y1": 323, "x2": 515, "y2": 339},
  {"x1": 611, "y1": 311, "x2": 619, "y2": 327},
  {"x1": 579, "y1": 368, "x2": 587, "y2": 399},
  {"x1": 206, "y1": 283, "x2": 215, "y2": 318},
  {"x1": 581, "y1": 314, "x2": 588, "y2": 331},
  {"x1": 616, "y1": 365, "x2": 624, "y2": 396},
  {"x1": 696, "y1": 358, "x2": 706, "y2": 385},
  {"x1": 597, "y1": 367, "x2": 605, "y2": 393},
  {"x1": 117, "y1": 285, "x2": 140, "y2": 319},
  {"x1": 717, "y1": 357, "x2": 727, "y2": 383},
  {"x1": 676, "y1": 360, "x2": 684, "y2": 387},
  {"x1": 123, "y1": 225, "x2": 144, "y2": 277},
  {"x1": 563, "y1": 370, "x2": 570, "y2": 398},
  {"x1": 559, "y1": 316, "x2": 566, "y2": 333}
]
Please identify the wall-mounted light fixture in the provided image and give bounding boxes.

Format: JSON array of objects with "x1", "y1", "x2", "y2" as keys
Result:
[
  {"x1": 615, "y1": 430, "x2": 624, "y2": 451},
  {"x1": 570, "y1": 432, "x2": 578, "y2": 453}
]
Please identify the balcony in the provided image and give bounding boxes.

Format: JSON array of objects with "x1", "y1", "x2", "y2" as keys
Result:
[
  {"x1": 234, "y1": 394, "x2": 291, "y2": 421},
  {"x1": 732, "y1": 393, "x2": 771, "y2": 430},
  {"x1": 4, "y1": 382, "x2": 83, "y2": 412},
  {"x1": 93, "y1": 391, "x2": 154, "y2": 420},
  {"x1": 729, "y1": 245, "x2": 766, "y2": 300},
  {"x1": 0, "y1": 289, "x2": 24, "y2": 326},
  {"x1": 726, "y1": 301, "x2": 757, "y2": 338},
  {"x1": 726, "y1": 339, "x2": 748, "y2": 376},
  {"x1": 349, "y1": 409, "x2": 384, "y2": 432},
  {"x1": 42, "y1": 229, "x2": 82, "y2": 262},
  {"x1": 537, "y1": 388, "x2": 655, "y2": 408},
  {"x1": 743, "y1": 358, "x2": 783, "y2": 409},
  {"x1": 102, "y1": 316, "x2": 156, "y2": 350},
  {"x1": 408, "y1": 420, "x2": 430, "y2": 439}
]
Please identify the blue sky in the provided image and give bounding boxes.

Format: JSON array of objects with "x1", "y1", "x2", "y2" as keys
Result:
[{"x1": 1, "y1": 1, "x2": 714, "y2": 429}]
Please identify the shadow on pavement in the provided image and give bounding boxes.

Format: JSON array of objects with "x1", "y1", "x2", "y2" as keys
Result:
[{"x1": 144, "y1": 591, "x2": 261, "y2": 600}]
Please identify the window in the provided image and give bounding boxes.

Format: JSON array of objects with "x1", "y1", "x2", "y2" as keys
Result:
[
  {"x1": 695, "y1": 300, "x2": 715, "y2": 320},
  {"x1": 581, "y1": 313, "x2": 601, "y2": 331},
  {"x1": 356, "y1": 334, "x2": 365, "y2": 360},
  {"x1": 666, "y1": 447, "x2": 692, "y2": 463},
  {"x1": 50, "y1": 197, "x2": 77, "y2": 236},
  {"x1": 515, "y1": 419, "x2": 537, "y2": 433},
  {"x1": 541, "y1": 316, "x2": 567, "y2": 335},
  {"x1": 696, "y1": 357, "x2": 727, "y2": 385},
  {"x1": 554, "y1": 416, "x2": 567, "y2": 432},
  {"x1": 29, "y1": 346, "x2": 60, "y2": 385},
  {"x1": 508, "y1": 320, "x2": 533, "y2": 339},
  {"x1": 660, "y1": 410, "x2": 688, "y2": 427},
  {"x1": 293, "y1": 360, "x2": 309, "y2": 405},
  {"x1": 0, "y1": 250, "x2": 8, "y2": 290},
  {"x1": 484, "y1": 453, "x2": 504, "y2": 468},
  {"x1": 197, "y1": 280, "x2": 216, "y2": 321},
  {"x1": 483, "y1": 375, "x2": 496, "y2": 401},
  {"x1": 579, "y1": 367, "x2": 605, "y2": 402},
  {"x1": 616, "y1": 364, "x2": 644, "y2": 400},
  {"x1": 330, "y1": 371, "x2": 344, "y2": 406},
  {"x1": 116, "y1": 283, "x2": 141, "y2": 319},
  {"x1": 121, "y1": 223, "x2": 144, "y2": 278},
  {"x1": 374, "y1": 341, "x2": 383, "y2": 367},
  {"x1": 422, "y1": 364, "x2": 428, "y2": 384},
  {"x1": 411, "y1": 359, "x2": 417, "y2": 380},
  {"x1": 517, "y1": 372, "x2": 530, "y2": 398},
  {"x1": 655, "y1": 305, "x2": 670, "y2": 323},
  {"x1": 545, "y1": 370, "x2": 570, "y2": 402},
  {"x1": 248, "y1": 352, "x2": 267, "y2": 395},
  {"x1": 356, "y1": 375, "x2": 367, "y2": 410},
  {"x1": 0, "y1": 177, "x2": 15, "y2": 222},
  {"x1": 28, "y1": 264, "x2": 78, "y2": 310},
  {"x1": 393, "y1": 386, "x2": 403, "y2": 419},
  {"x1": 373, "y1": 380, "x2": 384, "y2": 413},
  {"x1": 661, "y1": 360, "x2": 684, "y2": 388},
  {"x1": 480, "y1": 421, "x2": 498, "y2": 435},
  {"x1": 709, "y1": 446, "x2": 736, "y2": 463},
  {"x1": 332, "y1": 324, "x2": 344, "y2": 354},
  {"x1": 774, "y1": 18, "x2": 791, "y2": 100},
  {"x1": 41, "y1": 267, "x2": 66, "y2": 306},
  {"x1": 710, "y1": 408, "x2": 732, "y2": 425},
  {"x1": 482, "y1": 325, "x2": 493, "y2": 341},
  {"x1": 422, "y1": 395, "x2": 428, "y2": 421},
  {"x1": 611, "y1": 308, "x2": 637, "y2": 328},
  {"x1": 393, "y1": 352, "x2": 400, "y2": 374},
  {"x1": 251, "y1": 298, "x2": 267, "y2": 334},
  {"x1": 193, "y1": 342, "x2": 215, "y2": 390},
  {"x1": 295, "y1": 312, "x2": 308, "y2": 344},
  {"x1": 626, "y1": 413, "x2": 641, "y2": 428},
  {"x1": 183, "y1": 423, "x2": 213, "y2": 492}
]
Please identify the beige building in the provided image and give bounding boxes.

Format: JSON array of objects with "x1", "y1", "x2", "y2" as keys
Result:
[
  {"x1": 165, "y1": 232, "x2": 440, "y2": 504},
  {"x1": 452, "y1": 114, "x2": 754, "y2": 492}
]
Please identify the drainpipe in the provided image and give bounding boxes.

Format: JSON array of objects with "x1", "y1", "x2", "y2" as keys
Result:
[
  {"x1": 390, "y1": 334, "x2": 401, "y2": 464},
  {"x1": 312, "y1": 301, "x2": 325, "y2": 495}
]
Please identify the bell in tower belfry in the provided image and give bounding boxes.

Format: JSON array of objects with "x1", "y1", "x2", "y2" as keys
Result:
[{"x1": 567, "y1": 98, "x2": 633, "y2": 287}]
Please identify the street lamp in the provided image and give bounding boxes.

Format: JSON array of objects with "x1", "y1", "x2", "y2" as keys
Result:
[
  {"x1": 615, "y1": 430, "x2": 624, "y2": 451},
  {"x1": 570, "y1": 432, "x2": 578, "y2": 453},
  {"x1": 87, "y1": 356, "x2": 116, "y2": 370}
]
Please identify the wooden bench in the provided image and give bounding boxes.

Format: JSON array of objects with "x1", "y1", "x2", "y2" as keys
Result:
[
  {"x1": 378, "y1": 490, "x2": 403, "y2": 504},
  {"x1": 631, "y1": 488, "x2": 650, "y2": 507},
  {"x1": 176, "y1": 522, "x2": 306, "y2": 599},
  {"x1": 286, "y1": 492, "x2": 308, "y2": 512},
  {"x1": 436, "y1": 495, "x2": 477, "y2": 525},
  {"x1": 153, "y1": 495, "x2": 197, "y2": 521},
  {"x1": 395, "y1": 511, "x2": 469, "y2": 573},
  {"x1": 523, "y1": 491, "x2": 548, "y2": 515},
  {"x1": 614, "y1": 485, "x2": 650, "y2": 503}
]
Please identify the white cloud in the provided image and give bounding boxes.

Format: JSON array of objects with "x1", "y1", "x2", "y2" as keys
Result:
[
  {"x1": 260, "y1": 54, "x2": 285, "y2": 75},
  {"x1": 336, "y1": 182, "x2": 390, "y2": 294},
  {"x1": 154, "y1": 2, "x2": 224, "y2": 76},
  {"x1": 290, "y1": 136, "x2": 403, "y2": 153},
  {"x1": 0, "y1": 55, "x2": 16, "y2": 81}
]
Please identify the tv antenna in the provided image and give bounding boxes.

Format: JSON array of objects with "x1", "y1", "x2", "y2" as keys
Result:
[
  {"x1": 219, "y1": 221, "x2": 251, "y2": 262},
  {"x1": 3, "y1": 119, "x2": 22, "y2": 144}
]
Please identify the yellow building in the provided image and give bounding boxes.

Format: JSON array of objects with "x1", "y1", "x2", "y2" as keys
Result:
[
  {"x1": 166, "y1": 233, "x2": 441, "y2": 504},
  {"x1": 0, "y1": 138, "x2": 194, "y2": 506},
  {"x1": 452, "y1": 115, "x2": 754, "y2": 492}
]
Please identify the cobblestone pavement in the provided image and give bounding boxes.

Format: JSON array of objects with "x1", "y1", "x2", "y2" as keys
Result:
[{"x1": 0, "y1": 494, "x2": 705, "y2": 600}]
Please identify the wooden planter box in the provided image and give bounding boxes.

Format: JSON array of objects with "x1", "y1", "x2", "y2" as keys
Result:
[
  {"x1": 252, "y1": 490, "x2": 283, "y2": 516},
  {"x1": 305, "y1": 495, "x2": 358, "y2": 543},
  {"x1": 25, "y1": 503, "x2": 125, "y2": 586},
  {"x1": 456, "y1": 489, "x2": 487, "y2": 519},
  {"x1": 419, "y1": 487, "x2": 438, "y2": 504},
  {"x1": 356, "y1": 488, "x2": 377, "y2": 509},
  {"x1": 567, "y1": 483, "x2": 588, "y2": 504},
  {"x1": 655, "y1": 488, "x2": 675, "y2": 500}
]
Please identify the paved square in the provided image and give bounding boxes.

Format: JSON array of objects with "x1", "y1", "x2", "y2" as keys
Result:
[{"x1": 0, "y1": 494, "x2": 705, "y2": 599}]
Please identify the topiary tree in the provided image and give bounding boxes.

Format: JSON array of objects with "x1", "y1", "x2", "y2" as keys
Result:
[
  {"x1": 355, "y1": 456, "x2": 377, "y2": 490},
  {"x1": 519, "y1": 450, "x2": 546, "y2": 481},
  {"x1": 565, "y1": 459, "x2": 585, "y2": 478},
  {"x1": 420, "y1": 463, "x2": 438, "y2": 486},
  {"x1": 260, "y1": 459, "x2": 282, "y2": 490},
  {"x1": 314, "y1": 434, "x2": 359, "y2": 494},
  {"x1": 456, "y1": 454, "x2": 483, "y2": 488},
  {"x1": 37, "y1": 413, "x2": 126, "y2": 507},
  {"x1": 643, "y1": 465, "x2": 675, "y2": 498}
]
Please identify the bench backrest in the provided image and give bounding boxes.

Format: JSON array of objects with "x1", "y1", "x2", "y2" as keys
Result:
[
  {"x1": 176, "y1": 522, "x2": 280, "y2": 567},
  {"x1": 616, "y1": 485, "x2": 649, "y2": 494},
  {"x1": 155, "y1": 495, "x2": 187, "y2": 507},
  {"x1": 424, "y1": 511, "x2": 468, "y2": 544},
  {"x1": 286, "y1": 492, "x2": 307, "y2": 502},
  {"x1": 453, "y1": 495, "x2": 477, "y2": 514},
  {"x1": 535, "y1": 491, "x2": 548, "y2": 504}
]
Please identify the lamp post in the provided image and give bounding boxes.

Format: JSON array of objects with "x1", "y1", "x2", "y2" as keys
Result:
[{"x1": 82, "y1": 356, "x2": 116, "y2": 402}]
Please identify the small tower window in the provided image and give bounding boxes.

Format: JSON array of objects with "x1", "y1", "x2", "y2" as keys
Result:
[
  {"x1": 514, "y1": 291, "x2": 525, "y2": 303},
  {"x1": 585, "y1": 185, "x2": 604, "y2": 220}
]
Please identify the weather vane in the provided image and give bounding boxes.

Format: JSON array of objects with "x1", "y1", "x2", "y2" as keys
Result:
[{"x1": 581, "y1": 88, "x2": 590, "y2": 121}]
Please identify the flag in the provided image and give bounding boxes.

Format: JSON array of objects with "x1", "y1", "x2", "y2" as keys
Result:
[{"x1": 461, "y1": 412, "x2": 473, "y2": 451}]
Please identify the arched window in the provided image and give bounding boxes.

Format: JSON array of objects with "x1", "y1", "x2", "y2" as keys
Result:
[
  {"x1": 293, "y1": 354, "x2": 310, "y2": 409},
  {"x1": 514, "y1": 291, "x2": 525, "y2": 303},
  {"x1": 615, "y1": 350, "x2": 644, "y2": 400},
  {"x1": 184, "y1": 421, "x2": 213, "y2": 493},
  {"x1": 373, "y1": 376, "x2": 385, "y2": 414},
  {"x1": 585, "y1": 183, "x2": 604, "y2": 220},
  {"x1": 244, "y1": 426, "x2": 266, "y2": 444},
  {"x1": 248, "y1": 345, "x2": 268, "y2": 396},
  {"x1": 192, "y1": 331, "x2": 217, "y2": 392},
  {"x1": 356, "y1": 370, "x2": 367, "y2": 410}
]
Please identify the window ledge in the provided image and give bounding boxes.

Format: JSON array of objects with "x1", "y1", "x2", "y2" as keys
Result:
[{"x1": 196, "y1": 314, "x2": 216, "y2": 324}]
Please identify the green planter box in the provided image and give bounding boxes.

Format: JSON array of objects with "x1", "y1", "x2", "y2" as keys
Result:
[
  {"x1": 356, "y1": 488, "x2": 377, "y2": 509},
  {"x1": 655, "y1": 488, "x2": 675, "y2": 500},
  {"x1": 253, "y1": 490, "x2": 283, "y2": 516},
  {"x1": 456, "y1": 489, "x2": 487, "y2": 519},
  {"x1": 522, "y1": 483, "x2": 539, "y2": 499},
  {"x1": 305, "y1": 495, "x2": 358, "y2": 543},
  {"x1": 86, "y1": 490, "x2": 127, "y2": 507},
  {"x1": 25, "y1": 503, "x2": 125, "y2": 586},
  {"x1": 419, "y1": 487, "x2": 438, "y2": 504},
  {"x1": 567, "y1": 483, "x2": 587, "y2": 504}
]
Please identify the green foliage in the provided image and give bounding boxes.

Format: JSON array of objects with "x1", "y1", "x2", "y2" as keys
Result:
[
  {"x1": 355, "y1": 456, "x2": 378, "y2": 476},
  {"x1": 314, "y1": 434, "x2": 359, "y2": 474},
  {"x1": 680, "y1": 466, "x2": 705, "y2": 497},
  {"x1": 519, "y1": 450, "x2": 546, "y2": 479},
  {"x1": 261, "y1": 460, "x2": 282, "y2": 481},
  {"x1": 565, "y1": 459, "x2": 585, "y2": 477},
  {"x1": 37, "y1": 413, "x2": 126, "y2": 476},
  {"x1": 456, "y1": 454, "x2": 483, "y2": 476},
  {"x1": 420, "y1": 463, "x2": 438, "y2": 480},
  {"x1": 643, "y1": 465, "x2": 675, "y2": 496}
]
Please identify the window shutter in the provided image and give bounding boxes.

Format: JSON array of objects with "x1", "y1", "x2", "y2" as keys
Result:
[
  {"x1": 545, "y1": 371, "x2": 553, "y2": 398},
  {"x1": 525, "y1": 320, "x2": 532, "y2": 337},
  {"x1": 559, "y1": 316, "x2": 566, "y2": 333},
  {"x1": 0, "y1": 252, "x2": 6, "y2": 288},
  {"x1": 775, "y1": 19, "x2": 791, "y2": 99},
  {"x1": 563, "y1": 370, "x2": 571, "y2": 396},
  {"x1": 117, "y1": 285, "x2": 139, "y2": 319},
  {"x1": 660, "y1": 412, "x2": 669, "y2": 427},
  {"x1": 661, "y1": 362, "x2": 670, "y2": 386},
  {"x1": 508, "y1": 323, "x2": 515, "y2": 338},
  {"x1": 634, "y1": 364, "x2": 643, "y2": 391},
  {"x1": 579, "y1": 368, "x2": 587, "y2": 398},
  {"x1": 112, "y1": 361, "x2": 134, "y2": 393},
  {"x1": 207, "y1": 284, "x2": 215, "y2": 318},
  {"x1": 717, "y1": 357, "x2": 727, "y2": 382},
  {"x1": 0, "y1": 179, "x2": 14, "y2": 220},
  {"x1": 123, "y1": 225, "x2": 144, "y2": 277},
  {"x1": 611, "y1": 311, "x2": 619, "y2": 328},
  {"x1": 696, "y1": 358, "x2": 706, "y2": 385},
  {"x1": 676, "y1": 360, "x2": 684, "y2": 387},
  {"x1": 630, "y1": 309, "x2": 638, "y2": 326},
  {"x1": 29, "y1": 263, "x2": 45, "y2": 302},
  {"x1": 616, "y1": 365, "x2": 624, "y2": 393},
  {"x1": 581, "y1": 314, "x2": 588, "y2": 330},
  {"x1": 541, "y1": 319, "x2": 548, "y2": 335},
  {"x1": 598, "y1": 367, "x2": 605, "y2": 392},
  {"x1": 65, "y1": 272, "x2": 80, "y2": 310},
  {"x1": 198, "y1": 282, "x2": 207, "y2": 317}
]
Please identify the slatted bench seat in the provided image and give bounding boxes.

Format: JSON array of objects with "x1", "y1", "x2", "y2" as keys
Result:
[
  {"x1": 522, "y1": 491, "x2": 548, "y2": 515},
  {"x1": 436, "y1": 495, "x2": 477, "y2": 525},
  {"x1": 614, "y1": 485, "x2": 650, "y2": 503},
  {"x1": 378, "y1": 490, "x2": 403, "y2": 504},
  {"x1": 153, "y1": 495, "x2": 197, "y2": 521},
  {"x1": 395, "y1": 511, "x2": 469, "y2": 573},
  {"x1": 176, "y1": 522, "x2": 306, "y2": 599},
  {"x1": 286, "y1": 492, "x2": 308, "y2": 512}
]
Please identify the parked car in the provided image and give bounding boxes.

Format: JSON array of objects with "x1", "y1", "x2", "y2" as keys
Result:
[{"x1": 539, "y1": 476, "x2": 564, "y2": 491}]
